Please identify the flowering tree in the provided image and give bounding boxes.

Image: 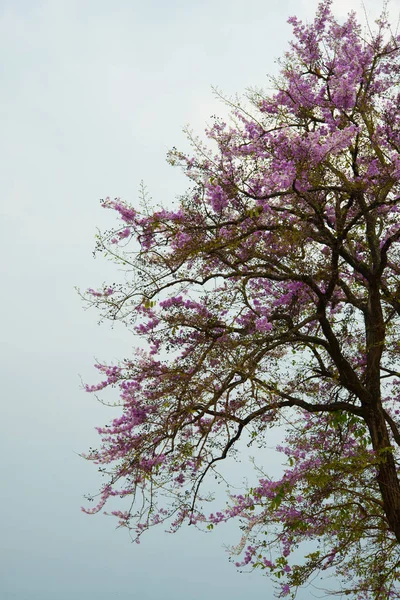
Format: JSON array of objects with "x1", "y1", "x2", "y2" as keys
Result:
[{"x1": 82, "y1": 1, "x2": 400, "y2": 597}]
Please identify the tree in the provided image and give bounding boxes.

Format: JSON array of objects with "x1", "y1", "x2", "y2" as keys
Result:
[{"x1": 81, "y1": 1, "x2": 400, "y2": 597}]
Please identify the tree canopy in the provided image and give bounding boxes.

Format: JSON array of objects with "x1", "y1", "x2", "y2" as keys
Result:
[{"x1": 81, "y1": 1, "x2": 400, "y2": 597}]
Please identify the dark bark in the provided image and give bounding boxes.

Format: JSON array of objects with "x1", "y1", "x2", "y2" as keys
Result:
[
  {"x1": 365, "y1": 403, "x2": 400, "y2": 543},
  {"x1": 364, "y1": 284, "x2": 400, "y2": 542}
]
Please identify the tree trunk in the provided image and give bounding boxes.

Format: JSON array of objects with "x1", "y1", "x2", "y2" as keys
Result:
[
  {"x1": 363, "y1": 284, "x2": 400, "y2": 540},
  {"x1": 365, "y1": 404, "x2": 400, "y2": 543}
]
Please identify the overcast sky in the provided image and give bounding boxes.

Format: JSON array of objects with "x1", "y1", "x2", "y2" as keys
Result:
[{"x1": 1, "y1": 1, "x2": 400, "y2": 599}]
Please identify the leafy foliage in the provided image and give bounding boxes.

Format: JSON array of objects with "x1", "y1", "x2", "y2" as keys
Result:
[{"x1": 82, "y1": 2, "x2": 400, "y2": 597}]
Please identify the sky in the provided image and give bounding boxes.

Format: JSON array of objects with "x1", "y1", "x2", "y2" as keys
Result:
[{"x1": 1, "y1": 1, "x2": 400, "y2": 599}]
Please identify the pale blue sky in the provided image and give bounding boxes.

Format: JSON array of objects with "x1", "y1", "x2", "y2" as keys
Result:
[{"x1": 1, "y1": 1, "x2": 398, "y2": 599}]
